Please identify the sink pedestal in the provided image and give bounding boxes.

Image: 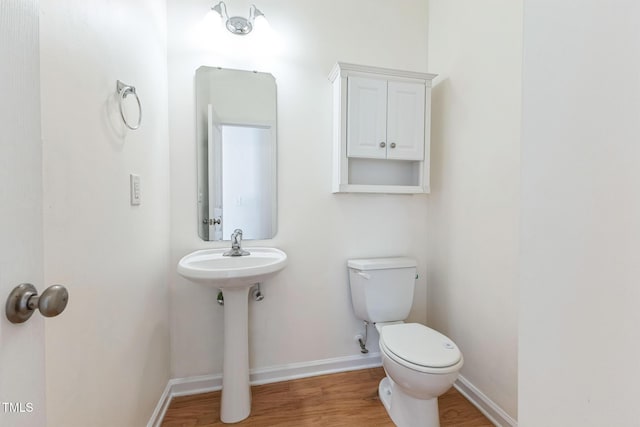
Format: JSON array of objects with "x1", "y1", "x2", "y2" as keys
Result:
[{"x1": 220, "y1": 285, "x2": 251, "y2": 423}]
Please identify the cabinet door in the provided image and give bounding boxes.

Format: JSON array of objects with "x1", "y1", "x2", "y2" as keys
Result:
[
  {"x1": 386, "y1": 81, "x2": 425, "y2": 160},
  {"x1": 346, "y1": 76, "x2": 387, "y2": 159}
]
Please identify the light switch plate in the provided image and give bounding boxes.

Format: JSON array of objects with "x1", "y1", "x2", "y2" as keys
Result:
[{"x1": 130, "y1": 174, "x2": 141, "y2": 206}]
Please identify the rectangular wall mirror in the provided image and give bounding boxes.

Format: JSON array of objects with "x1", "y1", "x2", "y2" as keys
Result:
[{"x1": 195, "y1": 66, "x2": 277, "y2": 241}]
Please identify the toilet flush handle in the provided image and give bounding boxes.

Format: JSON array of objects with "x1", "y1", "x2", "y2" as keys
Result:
[{"x1": 357, "y1": 271, "x2": 370, "y2": 280}]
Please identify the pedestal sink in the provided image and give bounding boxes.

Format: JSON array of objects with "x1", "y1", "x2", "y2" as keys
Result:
[{"x1": 177, "y1": 247, "x2": 287, "y2": 423}]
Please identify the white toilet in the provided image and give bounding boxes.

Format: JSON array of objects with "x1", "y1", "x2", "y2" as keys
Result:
[{"x1": 348, "y1": 257, "x2": 463, "y2": 427}]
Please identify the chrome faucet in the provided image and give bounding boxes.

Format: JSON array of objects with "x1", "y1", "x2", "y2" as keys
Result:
[{"x1": 223, "y1": 228, "x2": 250, "y2": 257}]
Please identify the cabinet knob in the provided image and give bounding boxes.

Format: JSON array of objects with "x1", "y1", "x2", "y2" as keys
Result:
[
  {"x1": 379, "y1": 142, "x2": 386, "y2": 148},
  {"x1": 390, "y1": 142, "x2": 396, "y2": 149}
]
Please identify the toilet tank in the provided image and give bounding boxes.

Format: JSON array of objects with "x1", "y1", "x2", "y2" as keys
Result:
[{"x1": 347, "y1": 257, "x2": 417, "y2": 323}]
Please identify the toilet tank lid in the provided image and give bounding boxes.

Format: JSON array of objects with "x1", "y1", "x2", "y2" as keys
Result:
[{"x1": 347, "y1": 257, "x2": 416, "y2": 271}]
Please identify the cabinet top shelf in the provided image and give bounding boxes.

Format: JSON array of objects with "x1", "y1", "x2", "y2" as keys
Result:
[{"x1": 328, "y1": 62, "x2": 438, "y2": 84}]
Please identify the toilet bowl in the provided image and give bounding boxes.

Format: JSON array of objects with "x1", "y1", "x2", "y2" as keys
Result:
[
  {"x1": 347, "y1": 257, "x2": 464, "y2": 427},
  {"x1": 376, "y1": 323, "x2": 463, "y2": 427}
]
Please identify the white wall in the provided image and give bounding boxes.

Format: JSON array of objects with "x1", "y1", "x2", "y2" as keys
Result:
[
  {"x1": 221, "y1": 126, "x2": 273, "y2": 237},
  {"x1": 168, "y1": 0, "x2": 430, "y2": 378},
  {"x1": 520, "y1": 2, "x2": 640, "y2": 425},
  {"x1": 40, "y1": 1, "x2": 171, "y2": 426},
  {"x1": 426, "y1": 0, "x2": 521, "y2": 419},
  {"x1": 0, "y1": 1, "x2": 46, "y2": 426}
]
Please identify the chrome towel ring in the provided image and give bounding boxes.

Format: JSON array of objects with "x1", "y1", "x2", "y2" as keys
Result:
[{"x1": 116, "y1": 80, "x2": 142, "y2": 130}]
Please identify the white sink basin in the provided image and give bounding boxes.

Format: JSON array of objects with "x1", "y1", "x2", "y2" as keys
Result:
[
  {"x1": 177, "y1": 247, "x2": 287, "y2": 288},
  {"x1": 176, "y1": 246, "x2": 288, "y2": 423}
]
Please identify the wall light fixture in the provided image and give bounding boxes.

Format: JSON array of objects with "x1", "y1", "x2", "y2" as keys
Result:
[{"x1": 211, "y1": 1, "x2": 265, "y2": 36}]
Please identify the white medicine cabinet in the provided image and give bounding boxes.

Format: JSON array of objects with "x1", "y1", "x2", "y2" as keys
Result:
[{"x1": 329, "y1": 62, "x2": 437, "y2": 194}]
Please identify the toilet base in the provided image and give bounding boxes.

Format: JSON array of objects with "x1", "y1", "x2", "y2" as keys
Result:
[{"x1": 378, "y1": 377, "x2": 440, "y2": 427}]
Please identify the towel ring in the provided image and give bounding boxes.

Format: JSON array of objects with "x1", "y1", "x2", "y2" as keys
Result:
[{"x1": 117, "y1": 80, "x2": 142, "y2": 130}]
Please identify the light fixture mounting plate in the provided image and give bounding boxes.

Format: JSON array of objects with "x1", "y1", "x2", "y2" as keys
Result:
[{"x1": 226, "y1": 16, "x2": 252, "y2": 35}]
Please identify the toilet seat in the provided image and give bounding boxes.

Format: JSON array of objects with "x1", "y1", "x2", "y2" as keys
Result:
[{"x1": 380, "y1": 323, "x2": 463, "y2": 374}]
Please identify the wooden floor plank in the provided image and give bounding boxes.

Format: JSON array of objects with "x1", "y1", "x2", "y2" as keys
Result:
[{"x1": 161, "y1": 367, "x2": 493, "y2": 426}]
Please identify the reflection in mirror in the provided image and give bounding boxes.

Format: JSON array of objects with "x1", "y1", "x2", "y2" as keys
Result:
[{"x1": 196, "y1": 66, "x2": 277, "y2": 241}]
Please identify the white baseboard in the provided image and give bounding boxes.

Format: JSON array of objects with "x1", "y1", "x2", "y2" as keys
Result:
[
  {"x1": 146, "y1": 382, "x2": 172, "y2": 427},
  {"x1": 454, "y1": 375, "x2": 517, "y2": 427},
  {"x1": 250, "y1": 352, "x2": 382, "y2": 385},
  {"x1": 147, "y1": 352, "x2": 382, "y2": 427}
]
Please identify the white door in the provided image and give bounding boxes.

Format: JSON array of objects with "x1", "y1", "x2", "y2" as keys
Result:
[
  {"x1": 346, "y1": 76, "x2": 388, "y2": 159},
  {"x1": 0, "y1": 1, "x2": 47, "y2": 426},
  {"x1": 208, "y1": 105, "x2": 223, "y2": 240},
  {"x1": 386, "y1": 80, "x2": 425, "y2": 160}
]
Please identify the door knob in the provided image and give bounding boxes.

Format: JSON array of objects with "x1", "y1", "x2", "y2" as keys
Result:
[{"x1": 5, "y1": 283, "x2": 69, "y2": 324}]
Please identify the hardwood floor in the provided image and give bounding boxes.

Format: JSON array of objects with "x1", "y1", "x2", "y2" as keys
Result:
[{"x1": 161, "y1": 367, "x2": 493, "y2": 426}]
